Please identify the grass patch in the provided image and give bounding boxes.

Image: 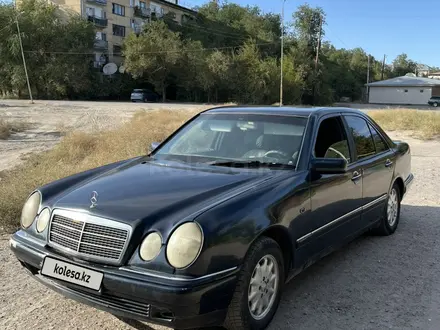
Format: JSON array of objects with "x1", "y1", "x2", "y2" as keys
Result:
[
  {"x1": 0, "y1": 109, "x2": 200, "y2": 231},
  {"x1": 0, "y1": 119, "x2": 31, "y2": 139},
  {"x1": 369, "y1": 109, "x2": 440, "y2": 139}
]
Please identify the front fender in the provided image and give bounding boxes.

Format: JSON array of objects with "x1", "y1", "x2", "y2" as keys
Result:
[{"x1": 182, "y1": 171, "x2": 308, "y2": 277}]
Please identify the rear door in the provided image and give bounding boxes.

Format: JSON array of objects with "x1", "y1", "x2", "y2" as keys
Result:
[{"x1": 343, "y1": 114, "x2": 396, "y2": 225}]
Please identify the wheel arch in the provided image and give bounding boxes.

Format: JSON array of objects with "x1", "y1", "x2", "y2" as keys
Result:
[
  {"x1": 393, "y1": 176, "x2": 405, "y2": 199},
  {"x1": 255, "y1": 225, "x2": 293, "y2": 280}
]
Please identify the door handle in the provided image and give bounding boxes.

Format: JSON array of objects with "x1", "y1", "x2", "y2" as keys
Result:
[
  {"x1": 351, "y1": 171, "x2": 362, "y2": 182},
  {"x1": 385, "y1": 159, "x2": 393, "y2": 167}
]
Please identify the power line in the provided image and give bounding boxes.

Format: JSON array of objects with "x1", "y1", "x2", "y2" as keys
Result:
[
  {"x1": 23, "y1": 40, "x2": 286, "y2": 56},
  {"x1": 177, "y1": 22, "x2": 249, "y2": 40},
  {"x1": 325, "y1": 25, "x2": 349, "y2": 49}
]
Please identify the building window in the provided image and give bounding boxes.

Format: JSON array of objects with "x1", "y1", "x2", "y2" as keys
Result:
[
  {"x1": 96, "y1": 32, "x2": 107, "y2": 41},
  {"x1": 113, "y1": 24, "x2": 126, "y2": 37},
  {"x1": 112, "y1": 3, "x2": 125, "y2": 16},
  {"x1": 86, "y1": 7, "x2": 95, "y2": 16},
  {"x1": 113, "y1": 45, "x2": 123, "y2": 55},
  {"x1": 140, "y1": 1, "x2": 146, "y2": 8},
  {"x1": 420, "y1": 89, "x2": 424, "y2": 93},
  {"x1": 404, "y1": 89, "x2": 408, "y2": 93}
]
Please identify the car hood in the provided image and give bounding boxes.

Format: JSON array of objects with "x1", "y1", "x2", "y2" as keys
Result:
[{"x1": 52, "y1": 158, "x2": 273, "y2": 227}]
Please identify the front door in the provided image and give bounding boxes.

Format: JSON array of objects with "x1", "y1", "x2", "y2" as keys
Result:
[
  {"x1": 297, "y1": 115, "x2": 363, "y2": 262},
  {"x1": 343, "y1": 115, "x2": 396, "y2": 224}
]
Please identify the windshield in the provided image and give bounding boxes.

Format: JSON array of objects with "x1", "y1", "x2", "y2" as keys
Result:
[{"x1": 153, "y1": 113, "x2": 308, "y2": 168}]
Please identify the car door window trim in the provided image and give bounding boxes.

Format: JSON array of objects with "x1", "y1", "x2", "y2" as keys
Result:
[
  {"x1": 341, "y1": 112, "x2": 392, "y2": 150},
  {"x1": 342, "y1": 114, "x2": 393, "y2": 165},
  {"x1": 309, "y1": 113, "x2": 353, "y2": 167},
  {"x1": 296, "y1": 193, "x2": 387, "y2": 245}
]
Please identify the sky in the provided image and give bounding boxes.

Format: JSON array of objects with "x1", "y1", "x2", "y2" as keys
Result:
[{"x1": 183, "y1": 0, "x2": 440, "y2": 68}]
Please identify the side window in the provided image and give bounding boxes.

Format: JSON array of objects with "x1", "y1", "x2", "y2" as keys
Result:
[
  {"x1": 368, "y1": 123, "x2": 389, "y2": 153},
  {"x1": 314, "y1": 116, "x2": 351, "y2": 163},
  {"x1": 344, "y1": 116, "x2": 376, "y2": 160}
]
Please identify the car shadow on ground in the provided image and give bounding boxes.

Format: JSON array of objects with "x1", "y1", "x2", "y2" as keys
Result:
[
  {"x1": 126, "y1": 205, "x2": 439, "y2": 330},
  {"x1": 269, "y1": 204, "x2": 440, "y2": 330}
]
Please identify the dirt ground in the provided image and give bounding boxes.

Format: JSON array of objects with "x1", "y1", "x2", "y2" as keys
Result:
[
  {"x1": 0, "y1": 100, "x2": 206, "y2": 172},
  {"x1": 1, "y1": 100, "x2": 440, "y2": 330}
]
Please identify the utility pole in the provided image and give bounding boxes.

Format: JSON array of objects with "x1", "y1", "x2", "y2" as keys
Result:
[
  {"x1": 314, "y1": 14, "x2": 322, "y2": 73},
  {"x1": 366, "y1": 54, "x2": 370, "y2": 102},
  {"x1": 313, "y1": 14, "x2": 322, "y2": 104},
  {"x1": 279, "y1": 0, "x2": 286, "y2": 107},
  {"x1": 16, "y1": 15, "x2": 33, "y2": 104},
  {"x1": 381, "y1": 54, "x2": 386, "y2": 80}
]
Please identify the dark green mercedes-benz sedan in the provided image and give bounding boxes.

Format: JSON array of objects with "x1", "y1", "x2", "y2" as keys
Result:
[{"x1": 10, "y1": 106, "x2": 413, "y2": 330}]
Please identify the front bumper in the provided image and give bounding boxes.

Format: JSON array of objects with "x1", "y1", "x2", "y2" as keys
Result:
[{"x1": 10, "y1": 230, "x2": 239, "y2": 329}]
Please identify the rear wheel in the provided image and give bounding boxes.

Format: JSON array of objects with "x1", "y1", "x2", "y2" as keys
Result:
[
  {"x1": 224, "y1": 237, "x2": 284, "y2": 330},
  {"x1": 433, "y1": 102, "x2": 438, "y2": 107},
  {"x1": 372, "y1": 182, "x2": 401, "y2": 236}
]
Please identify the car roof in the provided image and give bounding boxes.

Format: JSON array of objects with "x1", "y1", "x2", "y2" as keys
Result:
[{"x1": 203, "y1": 105, "x2": 364, "y2": 118}]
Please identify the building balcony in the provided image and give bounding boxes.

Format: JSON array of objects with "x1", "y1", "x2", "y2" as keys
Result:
[
  {"x1": 86, "y1": 0, "x2": 107, "y2": 5},
  {"x1": 94, "y1": 39, "x2": 108, "y2": 49},
  {"x1": 88, "y1": 16, "x2": 108, "y2": 27},
  {"x1": 134, "y1": 6, "x2": 150, "y2": 18}
]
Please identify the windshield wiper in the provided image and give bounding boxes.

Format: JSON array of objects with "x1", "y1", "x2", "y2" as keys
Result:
[{"x1": 208, "y1": 160, "x2": 295, "y2": 169}]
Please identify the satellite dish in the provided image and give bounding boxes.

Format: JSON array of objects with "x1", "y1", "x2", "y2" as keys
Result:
[
  {"x1": 103, "y1": 63, "x2": 117, "y2": 75},
  {"x1": 119, "y1": 65, "x2": 125, "y2": 74}
]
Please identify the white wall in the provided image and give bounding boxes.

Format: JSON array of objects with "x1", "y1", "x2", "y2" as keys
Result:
[{"x1": 369, "y1": 86, "x2": 432, "y2": 105}]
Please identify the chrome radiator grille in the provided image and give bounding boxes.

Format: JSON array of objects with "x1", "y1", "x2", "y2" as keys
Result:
[{"x1": 48, "y1": 211, "x2": 131, "y2": 264}]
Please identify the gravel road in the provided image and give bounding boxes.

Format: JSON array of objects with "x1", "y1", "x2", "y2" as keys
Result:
[{"x1": 1, "y1": 101, "x2": 439, "y2": 330}]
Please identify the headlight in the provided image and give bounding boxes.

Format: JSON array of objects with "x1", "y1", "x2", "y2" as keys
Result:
[
  {"x1": 20, "y1": 192, "x2": 41, "y2": 229},
  {"x1": 36, "y1": 208, "x2": 51, "y2": 233},
  {"x1": 139, "y1": 232, "x2": 162, "y2": 261},
  {"x1": 166, "y1": 222, "x2": 203, "y2": 269}
]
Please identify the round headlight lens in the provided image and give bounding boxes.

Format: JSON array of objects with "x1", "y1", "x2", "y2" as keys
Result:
[
  {"x1": 139, "y1": 232, "x2": 162, "y2": 261},
  {"x1": 36, "y1": 208, "x2": 51, "y2": 233},
  {"x1": 21, "y1": 192, "x2": 41, "y2": 229},
  {"x1": 166, "y1": 222, "x2": 203, "y2": 269}
]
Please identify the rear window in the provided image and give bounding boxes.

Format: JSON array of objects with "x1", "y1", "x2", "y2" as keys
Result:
[{"x1": 133, "y1": 89, "x2": 144, "y2": 93}]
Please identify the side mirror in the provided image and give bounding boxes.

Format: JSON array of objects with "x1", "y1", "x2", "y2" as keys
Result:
[
  {"x1": 310, "y1": 158, "x2": 347, "y2": 174},
  {"x1": 148, "y1": 142, "x2": 160, "y2": 153}
]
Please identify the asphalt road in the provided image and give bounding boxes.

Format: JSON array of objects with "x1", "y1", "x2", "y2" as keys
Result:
[{"x1": 0, "y1": 125, "x2": 439, "y2": 329}]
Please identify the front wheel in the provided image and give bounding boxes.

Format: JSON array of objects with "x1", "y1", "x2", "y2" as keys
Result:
[
  {"x1": 224, "y1": 237, "x2": 284, "y2": 330},
  {"x1": 373, "y1": 182, "x2": 401, "y2": 236}
]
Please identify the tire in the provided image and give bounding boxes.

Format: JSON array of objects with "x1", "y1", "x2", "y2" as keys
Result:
[
  {"x1": 433, "y1": 102, "x2": 438, "y2": 107},
  {"x1": 372, "y1": 182, "x2": 401, "y2": 236},
  {"x1": 224, "y1": 237, "x2": 284, "y2": 330}
]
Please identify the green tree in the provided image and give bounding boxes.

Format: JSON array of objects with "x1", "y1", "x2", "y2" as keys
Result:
[
  {"x1": 0, "y1": 0, "x2": 96, "y2": 99},
  {"x1": 124, "y1": 20, "x2": 183, "y2": 101},
  {"x1": 392, "y1": 53, "x2": 417, "y2": 77},
  {"x1": 291, "y1": 4, "x2": 326, "y2": 104}
]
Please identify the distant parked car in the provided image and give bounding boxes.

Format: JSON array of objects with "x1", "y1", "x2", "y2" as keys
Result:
[
  {"x1": 130, "y1": 89, "x2": 160, "y2": 102},
  {"x1": 428, "y1": 96, "x2": 440, "y2": 107}
]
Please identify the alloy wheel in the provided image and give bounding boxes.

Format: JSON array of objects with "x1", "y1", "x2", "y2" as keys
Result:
[
  {"x1": 387, "y1": 188, "x2": 399, "y2": 227},
  {"x1": 248, "y1": 254, "x2": 279, "y2": 320}
]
